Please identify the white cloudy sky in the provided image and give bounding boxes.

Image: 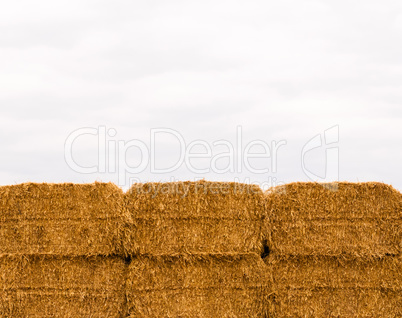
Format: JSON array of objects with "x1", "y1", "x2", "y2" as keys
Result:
[{"x1": 0, "y1": 0, "x2": 401, "y2": 190}]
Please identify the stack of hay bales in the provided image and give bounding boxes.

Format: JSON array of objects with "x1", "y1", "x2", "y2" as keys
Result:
[
  {"x1": 264, "y1": 182, "x2": 402, "y2": 317},
  {"x1": 0, "y1": 182, "x2": 128, "y2": 317},
  {"x1": 124, "y1": 181, "x2": 273, "y2": 317},
  {"x1": 2, "y1": 180, "x2": 400, "y2": 316}
]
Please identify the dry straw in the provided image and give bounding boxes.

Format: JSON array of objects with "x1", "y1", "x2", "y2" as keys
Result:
[
  {"x1": 0, "y1": 255, "x2": 127, "y2": 317},
  {"x1": 0, "y1": 182, "x2": 128, "y2": 256},
  {"x1": 1, "y1": 180, "x2": 400, "y2": 316},
  {"x1": 272, "y1": 288, "x2": 401, "y2": 317},
  {"x1": 126, "y1": 253, "x2": 273, "y2": 317},
  {"x1": 265, "y1": 182, "x2": 402, "y2": 257},
  {"x1": 264, "y1": 181, "x2": 402, "y2": 317},
  {"x1": 265, "y1": 255, "x2": 402, "y2": 290},
  {"x1": 124, "y1": 181, "x2": 266, "y2": 255},
  {"x1": 267, "y1": 254, "x2": 402, "y2": 317}
]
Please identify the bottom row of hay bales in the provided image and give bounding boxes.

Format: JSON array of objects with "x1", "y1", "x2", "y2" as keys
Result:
[
  {"x1": 7, "y1": 255, "x2": 398, "y2": 317},
  {"x1": 266, "y1": 255, "x2": 402, "y2": 317},
  {"x1": 6, "y1": 253, "x2": 401, "y2": 317},
  {"x1": 0, "y1": 254, "x2": 272, "y2": 317}
]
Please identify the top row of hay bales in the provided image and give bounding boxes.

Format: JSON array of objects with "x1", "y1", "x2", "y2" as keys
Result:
[{"x1": 0, "y1": 181, "x2": 400, "y2": 257}]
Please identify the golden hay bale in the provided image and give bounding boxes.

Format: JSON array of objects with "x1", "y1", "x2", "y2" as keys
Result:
[
  {"x1": 0, "y1": 256, "x2": 126, "y2": 317},
  {"x1": 265, "y1": 255, "x2": 402, "y2": 289},
  {"x1": 272, "y1": 288, "x2": 401, "y2": 317},
  {"x1": 271, "y1": 218, "x2": 400, "y2": 257},
  {"x1": 267, "y1": 182, "x2": 401, "y2": 219},
  {"x1": 126, "y1": 254, "x2": 273, "y2": 317},
  {"x1": 0, "y1": 182, "x2": 128, "y2": 256},
  {"x1": 265, "y1": 182, "x2": 402, "y2": 257},
  {"x1": 265, "y1": 255, "x2": 402, "y2": 317},
  {"x1": 124, "y1": 181, "x2": 266, "y2": 255}
]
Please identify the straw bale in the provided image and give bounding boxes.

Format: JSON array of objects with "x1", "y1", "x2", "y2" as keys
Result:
[
  {"x1": 265, "y1": 255, "x2": 402, "y2": 289},
  {"x1": 0, "y1": 182, "x2": 128, "y2": 256},
  {"x1": 267, "y1": 182, "x2": 401, "y2": 220},
  {"x1": 124, "y1": 181, "x2": 266, "y2": 255},
  {"x1": 126, "y1": 253, "x2": 273, "y2": 317},
  {"x1": 0, "y1": 255, "x2": 126, "y2": 317},
  {"x1": 272, "y1": 288, "x2": 402, "y2": 317},
  {"x1": 270, "y1": 218, "x2": 401, "y2": 257},
  {"x1": 265, "y1": 182, "x2": 402, "y2": 257},
  {"x1": 130, "y1": 218, "x2": 262, "y2": 255}
]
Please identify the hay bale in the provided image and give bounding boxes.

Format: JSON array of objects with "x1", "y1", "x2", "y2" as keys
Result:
[
  {"x1": 272, "y1": 288, "x2": 402, "y2": 317},
  {"x1": 266, "y1": 255, "x2": 402, "y2": 289},
  {"x1": 0, "y1": 256, "x2": 126, "y2": 317},
  {"x1": 265, "y1": 255, "x2": 402, "y2": 317},
  {"x1": 126, "y1": 254, "x2": 273, "y2": 317},
  {"x1": 124, "y1": 181, "x2": 266, "y2": 255},
  {"x1": 266, "y1": 182, "x2": 402, "y2": 257},
  {"x1": 271, "y1": 218, "x2": 400, "y2": 257},
  {"x1": 267, "y1": 182, "x2": 401, "y2": 219},
  {"x1": 0, "y1": 182, "x2": 128, "y2": 256}
]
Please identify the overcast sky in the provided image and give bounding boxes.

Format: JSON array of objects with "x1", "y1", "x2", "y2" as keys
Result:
[{"x1": 0, "y1": 0, "x2": 401, "y2": 191}]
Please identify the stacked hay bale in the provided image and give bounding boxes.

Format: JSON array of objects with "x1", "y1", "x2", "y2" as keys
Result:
[
  {"x1": 126, "y1": 254, "x2": 271, "y2": 317},
  {"x1": 0, "y1": 182, "x2": 128, "y2": 317},
  {"x1": 264, "y1": 182, "x2": 402, "y2": 317},
  {"x1": 0, "y1": 256, "x2": 126, "y2": 317},
  {"x1": 124, "y1": 181, "x2": 273, "y2": 317}
]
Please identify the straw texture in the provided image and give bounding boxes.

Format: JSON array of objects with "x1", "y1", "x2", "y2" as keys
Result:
[
  {"x1": 266, "y1": 182, "x2": 402, "y2": 257},
  {"x1": 1, "y1": 180, "x2": 400, "y2": 317},
  {"x1": 124, "y1": 181, "x2": 266, "y2": 255},
  {"x1": 264, "y1": 181, "x2": 402, "y2": 317},
  {"x1": 265, "y1": 255, "x2": 402, "y2": 289},
  {"x1": 272, "y1": 288, "x2": 401, "y2": 317},
  {"x1": 0, "y1": 182, "x2": 127, "y2": 256},
  {"x1": 0, "y1": 255, "x2": 126, "y2": 317},
  {"x1": 265, "y1": 254, "x2": 402, "y2": 317},
  {"x1": 126, "y1": 254, "x2": 273, "y2": 317}
]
